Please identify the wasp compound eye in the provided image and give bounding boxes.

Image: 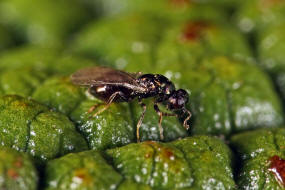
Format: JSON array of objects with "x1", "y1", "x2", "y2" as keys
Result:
[
  {"x1": 167, "y1": 89, "x2": 189, "y2": 110},
  {"x1": 177, "y1": 89, "x2": 189, "y2": 104}
]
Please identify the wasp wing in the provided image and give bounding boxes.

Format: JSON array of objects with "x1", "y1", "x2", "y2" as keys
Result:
[{"x1": 70, "y1": 66, "x2": 146, "y2": 92}]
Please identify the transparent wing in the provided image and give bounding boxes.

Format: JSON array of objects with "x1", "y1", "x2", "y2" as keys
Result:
[{"x1": 70, "y1": 66, "x2": 146, "y2": 92}]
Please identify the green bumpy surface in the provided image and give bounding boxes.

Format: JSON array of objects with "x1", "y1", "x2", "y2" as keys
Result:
[
  {"x1": 0, "y1": 46, "x2": 95, "y2": 98},
  {"x1": 32, "y1": 77, "x2": 85, "y2": 115},
  {"x1": 0, "y1": 147, "x2": 38, "y2": 190},
  {"x1": 235, "y1": 0, "x2": 285, "y2": 33},
  {"x1": 0, "y1": 0, "x2": 91, "y2": 46},
  {"x1": 92, "y1": 0, "x2": 235, "y2": 24},
  {"x1": 71, "y1": 16, "x2": 251, "y2": 72},
  {"x1": 45, "y1": 136, "x2": 235, "y2": 190},
  {"x1": 71, "y1": 15, "x2": 164, "y2": 69},
  {"x1": 258, "y1": 23, "x2": 285, "y2": 102},
  {"x1": 45, "y1": 150, "x2": 123, "y2": 190},
  {"x1": 231, "y1": 128, "x2": 285, "y2": 190},
  {"x1": 130, "y1": 99, "x2": 188, "y2": 142},
  {"x1": 0, "y1": 95, "x2": 88, "y2": 165},
  {"x1": 186, "y1": 57, "x2": 283, "y2": 135},
  {"x1": 0, "y1": 25, "x2": 14, "y2": 51},
  {"x1": 0, "y1": 68, "x2": 47, "y2": 97},
  {"x1": 71, "y1": 98, "x2": 135, "y2": 150},
  {"x1": 0, "y1": 46, "x2": 95, "y2": 75}
]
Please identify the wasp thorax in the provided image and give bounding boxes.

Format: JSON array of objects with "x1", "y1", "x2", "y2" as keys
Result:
[
  {"x1": 153, "y1": 74, "x2": 175, "y2": 95},
  {"x1": 160, "y1": 81, "x2": 175, "y2": 95},
  {"x1": 138, "y1": 74, "x2": 157, "y2": 91},
  {"x1": 138, "y1": 74, "x2": 175, "y2": 96},
  {"x1": 167, "y1": 89, "x2": 189, "y2": 110}
]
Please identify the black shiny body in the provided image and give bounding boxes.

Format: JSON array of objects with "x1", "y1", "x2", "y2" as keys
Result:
[
  {"x1": 71, "y1": 66, "x2": 191, "y2": 142},
  {"x1": 137, "y1": 74, "x2": 175, "y2": 101},
  {"x1": 89, "y1": 85, "x2": 133, "y2": 102},
  {"x1": 89, "y1": 74, "x2": 176, "y2": 104}
]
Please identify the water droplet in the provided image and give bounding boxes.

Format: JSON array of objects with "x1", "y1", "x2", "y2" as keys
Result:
[
  {"x1": 134, "y1": 174, "x2": 141, "y2": 182},
  {"x1": 115, "y1": 58, "x2": 127, "y2": 69},
  {"x1": 239, "y1": 18, "x2": 255, "y2": 32},
  {"x1": 131, "y1": 41, "x2": 145, "y2": 53},
  {"x1": 141, "y1": 168, "x2": 147, "y2": 175}
]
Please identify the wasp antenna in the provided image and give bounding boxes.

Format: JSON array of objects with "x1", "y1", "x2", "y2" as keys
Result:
[{"x1": 183, "y1": 108, "x2": 192, "y2": 130}]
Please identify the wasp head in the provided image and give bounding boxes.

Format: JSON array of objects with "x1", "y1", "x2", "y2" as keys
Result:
[
  {"x1": 167, "y1": 89, "x2": 191, "y2": 130},
  {"x1": 167, "y1": 89, "x2": 189, "y2": 110}
]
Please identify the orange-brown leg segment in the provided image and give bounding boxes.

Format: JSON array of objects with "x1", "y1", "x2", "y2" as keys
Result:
[
  {"x1": 87, "y1": 88, "x2": 104, "y2": 114},
  {"x1": 91, "y1": 91, "x2": 122, "y2": 118},
  {"x1": 136, "y1": 100, "x2": 146, "y2": 143},
  {"x1": 88, "y1": 103, "x2": 104, "y2": 113},
  {"x1": 183, "y1": 109, "x2": 192, "y2": 130},
  {"x1": 153, "y1": 104, "x2": 177, "y2": 141}
]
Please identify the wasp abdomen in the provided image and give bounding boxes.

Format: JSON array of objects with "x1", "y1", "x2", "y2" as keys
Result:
[{"x1": 89, "y1": 85, "x2": 133, "y2": 102}]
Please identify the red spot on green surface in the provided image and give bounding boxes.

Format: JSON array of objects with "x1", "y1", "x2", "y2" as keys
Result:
[
  {"x1": 74, "y1": 168, "x2": 92, "y2": 184},
  {"x1": 269, "y1": 155, "x2": 285, "y2": 186},
  {"x1": 145, "y1": 153, "x2": 151, "y2": 158},
  {"x1": 181, "y1": 21, "x2": 209, "y2": 42},
  {"x1": 264, "y1": 0, "x2": 281, "y2": 4},
  {"x1": 169, "y1": 0, "x2": 189, "y2": 6},
  {"x1": 7, "y1": 169, "x2": 19, "y2": 179},
  {"x1": 145, "y1": 141, "x2": 156, "y2": 145},
  {"x1": 14, "y1": 157, "x2": 23, "y2": 168},
  {"x1": 175, "y1": 168, "x2": 181, "y2": 173},
  {"x1": 261, "y1": 0, "x2": 282, "y2": 8},
  {"x1": 163, "y1": 148, "x2": 174, "y2": 159}
]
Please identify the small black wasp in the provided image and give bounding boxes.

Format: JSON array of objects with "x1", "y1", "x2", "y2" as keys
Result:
[{"x1": 71, "y1": 66, "x2": 191, "y2": 142}]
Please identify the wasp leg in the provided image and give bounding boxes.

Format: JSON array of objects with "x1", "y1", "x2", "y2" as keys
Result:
[
  {"x1": 133, "y1": 71, "x2": 143, "y2": 78},
  {"x1": 88, "y1": 103, "x2": 104, "y2": 113},
  {"x1": 91, "y1": 91, "x2": 123, "y2": 118},
  {"x1": 153, "y1": 104, "x2": 177, "y2": 141},
  {"x1": 136, "y1": 99, "x2": 146, "y2": 143},
  {"x1": 183, "y1": 109, "x2": 192, "y2": 130},
  {"x1": 86, "y1": 88, "x2": 104, "y2": 113}
]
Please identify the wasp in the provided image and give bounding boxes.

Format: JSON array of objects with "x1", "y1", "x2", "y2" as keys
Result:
[{"x1": 71, "y1": 66, "x2": 191, "y2": 142}]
